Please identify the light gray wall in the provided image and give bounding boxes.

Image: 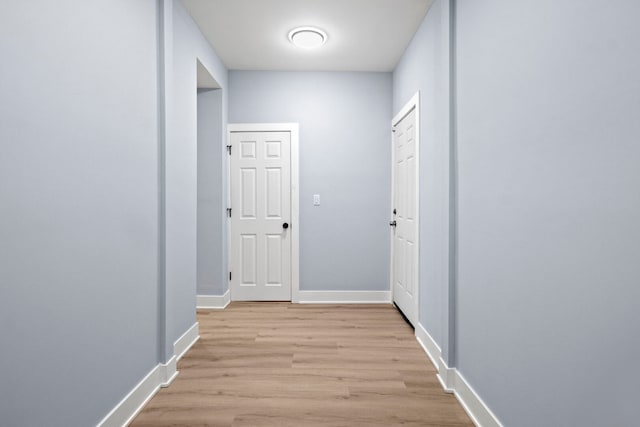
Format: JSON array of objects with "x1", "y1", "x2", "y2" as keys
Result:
[
  {"x1": 166, "y1": 0, "x2": 228, "y2": 344},
  {"x1": 455, "y1": 1, "x2": 640, "y2": 425},
  {"x1": 392, "y1": 0, "x2": 452, "y2": 354},
  {"x1": 0, "y1": 1, "x2": 159, "y2": 426},
  {"x1": 0, "y1": 0, "x2": 229, "y2": 424},
  {"x1": 197, "y1": 88, "x2": 226, "y2": 295},
  {"x1": 229, "y1": 71, "x2": 392, "y2": 291}
]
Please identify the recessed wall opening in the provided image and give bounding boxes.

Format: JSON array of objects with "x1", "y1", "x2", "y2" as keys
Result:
[{"x1": 196, "y1": 59, "x2": 225, "y2": 306}]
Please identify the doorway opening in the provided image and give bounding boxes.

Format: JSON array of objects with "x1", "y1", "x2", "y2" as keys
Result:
[{"x1": 196, "y1": 59, "x2": 227, "y2": 308}]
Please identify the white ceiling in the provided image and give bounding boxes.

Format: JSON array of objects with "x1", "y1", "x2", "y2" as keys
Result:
[{"x1": 182, "y1": 0, "x2": 433, "y2": 72}]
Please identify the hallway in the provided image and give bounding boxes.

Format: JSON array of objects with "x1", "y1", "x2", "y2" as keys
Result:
[{"x1": 132, "y1": 303, "x2": 472, "y2": 426}]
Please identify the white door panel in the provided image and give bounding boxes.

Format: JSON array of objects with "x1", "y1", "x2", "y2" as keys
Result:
[
  {"x1": 230, "y1": 131, "x2": 292, "y2": 301},
  {"x1": 392, "y1": 108, "x2": 417, "y2": 325}
]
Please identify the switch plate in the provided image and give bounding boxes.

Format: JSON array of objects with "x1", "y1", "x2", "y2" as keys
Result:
[{"x1": 313, "y1": 194, "x2": 320, "y2": 206}]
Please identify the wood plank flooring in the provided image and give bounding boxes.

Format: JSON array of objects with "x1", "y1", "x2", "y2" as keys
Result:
[{"x1": 131, "y1": 303, "x2": 472, "y2": 427}]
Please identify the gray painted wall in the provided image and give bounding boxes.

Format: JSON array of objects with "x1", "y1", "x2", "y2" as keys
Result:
[
  {"x1": 229, "y1": 71, "x2": 392, "y2": 291},
  {"x1": 0, "y1": 0, "x2": 229, "y2": 425},
  {"x1": 392, "y1": 0, "x2": 452, "y2": 355},
  {"x1": 455, "y1": 1, "x2": 640, "y2": 425},
  {"x1": 0, "y1": 1, "x2": 160, "y2": 425},
  {"x1": 197, "y1": 89, "x2": 226, "y2": 295}
]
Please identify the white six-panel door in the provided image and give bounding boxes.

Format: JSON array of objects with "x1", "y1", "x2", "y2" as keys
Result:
[
  {"x1": 230, "y1": 131, "x2": 292, "y2": 301},
  {"x1": 392, "y1": 107, "x2": 418, "y2": 325}
]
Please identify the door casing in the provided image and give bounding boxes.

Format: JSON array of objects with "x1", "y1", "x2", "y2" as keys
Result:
[
  {"x1": 390, "y1": 92, "x2": 420, "y2": 325},
  {"x1": 227, "y1": 123, "x2": 300, "y2": 302}
]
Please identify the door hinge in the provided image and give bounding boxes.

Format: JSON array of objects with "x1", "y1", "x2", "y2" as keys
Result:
[
  {"x1": 227, "y1": 207, "x2": 232, "y2": 218},
  {"x1": 226, "y1": 145, "x2": 232, "y2": 155},
  {"x1": 229, "y1": 272, "x2": 232, "y2": 281}
]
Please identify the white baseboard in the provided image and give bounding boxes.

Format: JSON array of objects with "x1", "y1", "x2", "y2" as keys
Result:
[
  {"x1": 174, "y1": 322, "x2": 199, "y2": 361},
  {"x1": 296, "y1": 290, "x2": 391, "y2": 304},
  {"x1": 97, "y1": 357, "x2": 176, "y2": 427},
  {"x1": 414, "y1": 322, "x2": 502, "y2": 427},
  {"x1": 437, "y1": 356, "x2": 456, "y2": 393},
  {"x1": 98, "y1": 322, "x2": 200, "y2": 427},
  {"x1": 197, "y1": 290, "x2": 230, "y2": 309},
  {"x1": 97, "y1": 363, "x2": 164, "y2": 427},
  {"x1": 453, "y1": 369, "x2": 503, "y2": 427},
  {"x1": 415, "y1": 322, "x2": 441, "y2": 370},
  {"x1": 160, "y1": 356, "x2": 178, "y2": 388}
]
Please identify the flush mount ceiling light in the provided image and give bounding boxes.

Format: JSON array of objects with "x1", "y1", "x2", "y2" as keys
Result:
[{"x1": 288, "y1": 27, "x2": 327, "y2": 49}]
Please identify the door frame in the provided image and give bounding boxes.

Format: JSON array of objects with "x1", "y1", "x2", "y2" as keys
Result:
[
  {"x1": 390, "y1": 92, "x2": 420, "y2": 325},
  {"x1": 226, "y1": 123, "x2": 300, "y2": 302}
]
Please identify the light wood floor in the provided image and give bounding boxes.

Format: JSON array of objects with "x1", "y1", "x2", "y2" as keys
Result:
[{"x1": 131, "y1": 303, "x2": 472, "y2": 427}]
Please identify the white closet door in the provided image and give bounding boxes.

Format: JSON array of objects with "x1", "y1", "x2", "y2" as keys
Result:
[
  {"x1": 230, "y1": 131, "x2": 291, "y2": 301},
  {"x1": 391, "y1": 108, "x2": 417, "y2": 324}
]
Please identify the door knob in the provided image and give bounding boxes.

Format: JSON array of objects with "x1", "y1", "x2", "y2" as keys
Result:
[
  {"x1": 389, "y1": 220, "x2": 397, "y2": 227},
  {"x1": 282, "y1": 222, "x2": 289, "y2": 229}
]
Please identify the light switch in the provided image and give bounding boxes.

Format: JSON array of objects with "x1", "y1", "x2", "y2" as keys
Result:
[{"x1": 313, "y1": 194, "x2": 320, "y2": 206}]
